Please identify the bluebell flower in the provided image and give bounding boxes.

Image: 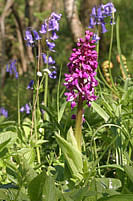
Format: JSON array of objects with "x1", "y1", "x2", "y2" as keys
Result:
[
  {"x1": 50, "y1": 31, "x2": 58, "y2": 40},
  {"x1": 50, "y1": 12, "x2": 62, "y2": 21},
  {"x1": 24, "y1": 29, "x2": 34, "y2": 46},
  {"x1": 20, "y1": 103, "x2": 31, "y2": 114},
  {"x1": 88, "y1": 17, "x2": 96, "y2": 28},
  {"x1": 102, "y1": 3, "x2": 116, "y2": 17},
  {"x1": 20, "y1": 106, "x2": 25, "y2": 112},
  {"x1": 49, "y1": 70, "x2": 57, "y2": 79},
  {"x1": 25, "y1": 104, "x2": 31, "y2": 114},
  {"x1": 91, "y1": 7, "x2": 96, "y2": 16},
  {"x1": 46, "y1": 40, "x2": 55, "y2": 51},
  {"x1": 43, "y1": 66, "x2": 57, "y2": 79},
  {"x1": 42, "y1": 53, "x2": 55, "y2": 65},
  {"x1": 27, "y1": 80, "x2": 34, "y2": 89},
  {"x1": 39, "y1": 21, "x2": 47, "y2": 34},
  {"x1": 101, "y1": 22, "x2": 107, "y2": 33},
  {"x1": 48, "y1": 56, "x2": 55, "y2": 65},
  {"x1": 92, "y1": 33, "x2": 100, "y2": 42},
  {"x1": 6, "y1": 60, "x2": 19, "y2": 79},
  {"x1": 88, "y1": 3, "x2": 116, "y2": 34},
  {"x1": 42, "y1": 53, "x2": 47, "y2": 63},
  {"x1": 33, "y1": 30, "x2": 41, "y2": 40},
  {"x1": 48, "y1": 19, "x2": 59, "y2": 31},
  {"x1": 0, "y1": 107, "x2": 8, "y2": 118}
]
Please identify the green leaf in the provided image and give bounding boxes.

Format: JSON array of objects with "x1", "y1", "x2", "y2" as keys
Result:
[
  {"x1": 0, "y1": 139, "x2": 11, "y2": 152},
  {"x1": 43, "y1": 175, "x2": 57, "y2": 201},
  {"x1": 55, "y1": 133, "x2": 83, "y2": 180},
  {"x1": 28, "y1": 172, "x2": 46, "y2": 201},
  {"x1": 22, "y1": 118, "x2": 32, "y2": 138},
  {"x1": 67, "y1": 127, "x2": 78, "y2": 149},
  {"x1": 0, "y1": 189, "x2": 10, "y2": 200},
  {"x1": 0, "y1": 131, "x2": 17, "y2": 146},
  {"x1": 58, "y1": 101, "x2": 67, "y2": 123},
  {"x1": 17, "y1": 147, "x2": 35, "y2": 164},
  {"x1": 124, "y1": 165, "x2": 133, "y2": 183},
  {"x1": 91, "y1": 102, "x2": 109, "y2": 122},
  {"x1": 68, "y1": 187, "x2": 96, "y2": 201},
  {"x1": 0, "y1": 121, "x2": 16, "y2": 128},
  {"x1": 98, "y1": 194, "x2": 133, "y2": 201},
  {"x1": 96, "y1": 178, "x2": 122, "y2": 192}
]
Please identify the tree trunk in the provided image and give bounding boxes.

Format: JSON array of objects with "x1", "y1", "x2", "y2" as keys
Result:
[
  {"x1": 63, "y1": 0, "x2": 83, "y2": 42},
  {"x1": 0, "y1": 0, "x2": 14, "y2": 88}
]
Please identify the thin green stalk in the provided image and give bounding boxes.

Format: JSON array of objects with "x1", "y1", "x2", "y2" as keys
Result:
[
  {"x1": 14, "y1": 187, "x2": 21, "y2": 201},
  {"x1": 108, "y1": 11, "x2": 118, "y2": 91},
  {"x1": 116, "y1": 16, "x2": 128, "y2": 78},
  {"x1": 98, "y1": 63, "x2": 118, "y2": 96},
  {"x1": 57, "y1": 64, "x2": 62, "y2": 123},
  {"x1": 30, "y1": 41, "x2": 41, "y2": 164},
  {"x1": 17, "y1": 77, "x2": 20, "y2": 126},
  {"x1": 75, "y1": 95, "x2": 83, "y2": 152},
  {"x1": 44, "y1": 73, "x2": 48, "y2": 120},
  {"x1": 96, "y1": 31, "x2": 118, "y2": 96},
  {"x1": 43, "y1": 53, "x2": 49, "y2": 121},
  {"x1": 34, "y1": 86, "x2": 41, "y2": 164}
]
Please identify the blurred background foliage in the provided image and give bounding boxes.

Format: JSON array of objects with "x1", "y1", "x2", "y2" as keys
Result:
[{"x1": 0, "y1": 0, "x2": 132, "y2": 119}]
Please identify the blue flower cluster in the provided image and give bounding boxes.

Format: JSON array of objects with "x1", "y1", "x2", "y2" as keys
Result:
[
  {"x1": 24, "y1": 12, "x2": 61, "y2": 51},
  {"x1": 20, "y1": 103, "x2": 31, "y2": 114},
  {"x1": 6, "y1": 60, "x2": 19, "y2": 79},
  {"x1": 0, "y1": 107, "x2": 8, "y2": 118},
  {"x1": 24, "y1": 12, "x2": 61, "y2": 80},
  {"x1": 88, "y1": 2, "x2": 116, "y2": 41}
]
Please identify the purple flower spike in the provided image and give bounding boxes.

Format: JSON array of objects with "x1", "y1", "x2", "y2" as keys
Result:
[
  {"x1": 27, "y1": 80, "x2": 34, "y2": 89},
  {"x1": 46, "y1": 40, "x2": 55, "y2": 51},
  {"x1": 88, "y1": 3, "x2": 116, "y2": 34},
  {"x1": 33, "y1": 30, "x2": 41, "y2": 40},
  {"x1": 6, "y1": 60, "x2": 19, "y2": 79},
  {"x1": 64, "y1": 30, "x2": 98, "y2": 109},
  {"x1": 0, "y1": 107, "x2": 8, "y2": 118}
]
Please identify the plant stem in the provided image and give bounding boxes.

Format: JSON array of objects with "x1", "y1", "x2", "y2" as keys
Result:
[
  {"x1": 44, "y1": 73, "x2": 48, "y2": 120},
  {"x1": 116, "y1": 16, "x2": 128, "y2": 78},
  {"x1": 57, "y1": 65, "x2": 62, "y2": 123},
  {"x1": 30, "y1": 40, "x2": 41, "y2": 164},
  {"x1": 75, "y1": 95, "x2": 83, "y2": 152},
  {"x1": 108, "y1": 11, "x2": 118, "y2": 91},
  {"x1": 17, "y1": 77, "x2": 20, "y2": 126},
  {"x1": 96, "y1": 31, "x2": 118, "y2": 96}
]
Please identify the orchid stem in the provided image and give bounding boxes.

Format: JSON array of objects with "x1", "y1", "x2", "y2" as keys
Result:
[{"x1": 75, "y1": 95, "x2": 83, "y2": 152}]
